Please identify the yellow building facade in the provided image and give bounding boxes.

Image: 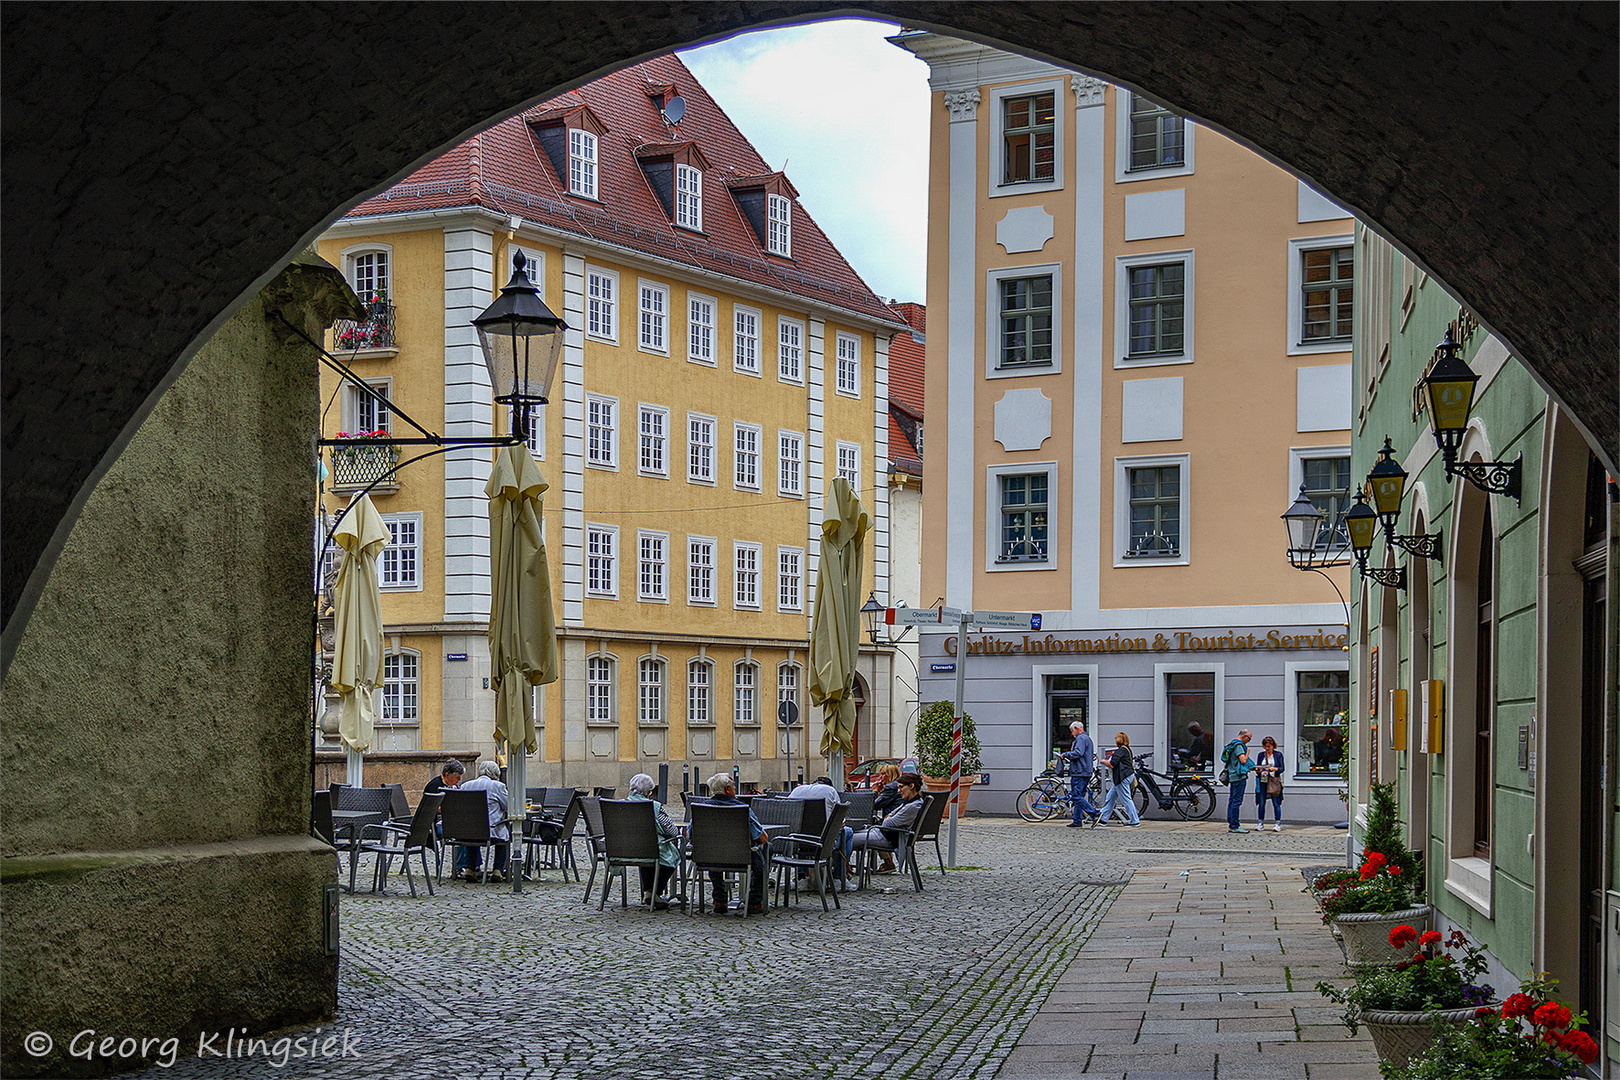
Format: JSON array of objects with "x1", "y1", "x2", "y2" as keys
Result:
[
  {"x1": 897, "y1": 35, "x2": 1356, "y2": 819},
  {"x1": 316, "y1": 55, "x2": 906, "y2": 791}
]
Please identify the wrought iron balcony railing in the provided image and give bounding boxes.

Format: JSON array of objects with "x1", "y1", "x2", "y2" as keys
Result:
[
  {"x1": 329, "y1": 441, "x2": 401, "y2": 490},
  {"x1": 331, "y1": 298, "x2": 395, "y2": 351}
]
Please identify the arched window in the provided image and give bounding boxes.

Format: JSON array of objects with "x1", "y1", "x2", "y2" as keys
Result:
[
  {"x1": 380, "y1": 649, "x2": 420, "y2": 724},
  {"x1": 587, "y1": 654, "x2": 616, "y2": 724},
  {"x1": 777, "y1": 661, "x2": 801, "y2": 726},
  {"x1": 638, "y1": 656, "x2": 666, "y2": 726},
  {"x1": 687, "y1": 658, "x2": 713, "y2": 725}
]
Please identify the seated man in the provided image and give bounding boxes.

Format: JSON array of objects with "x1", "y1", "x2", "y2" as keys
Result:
[
  {"x1": 704, "y1": 773, "x2": 768, "y2": 914},
  {"x1": 457, "y1": 760, "x2": 511, "y2": 883},
  {"x1": 850, "y1": 773, "x2": 925, "y2": 876},
  {"x1": 626, "y1": 773, "x2": 683, "y2": 910},
  {"x1": 787, "y1": 775, "x2": 856, "y2": 891},
  {"x1": 423, "y1": 758, "x2": 466, "y2": 872}
]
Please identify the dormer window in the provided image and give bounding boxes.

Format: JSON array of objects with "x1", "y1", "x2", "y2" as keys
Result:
[
  {"x1": 676, "y1": 164, "x2": 702, "y2": 230},
  {"x1": 726, "y1": 172, "x2": 799, "y2": 258},
  {"x1": 767, "y1": 195, "x2": 791, "y2": 256},
  {"x1": 524, "y1": 101, "x2": 609, "y2": 202},
  {"x1": 569, "y1": 129, "x2": 598, "y2": 198}
]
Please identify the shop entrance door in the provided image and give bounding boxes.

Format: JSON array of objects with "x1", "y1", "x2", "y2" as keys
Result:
[{"x1": 1047, "y1": 674, "x2": 1090, "y2": 766}]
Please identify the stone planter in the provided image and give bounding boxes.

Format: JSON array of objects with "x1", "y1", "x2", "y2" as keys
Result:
[
  {"x1": 1333, "y1": 906, "x2": 1432, "y2": 966},
  {"x1": 1362, "y1": 1005, "x2": 1490, "y2": 1069},
  {"x1": 923, "y1": 775, "x2": 975, "y2": 814}
]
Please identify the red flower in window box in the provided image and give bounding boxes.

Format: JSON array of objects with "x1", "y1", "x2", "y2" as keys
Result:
[{"x1": 1559, "y1": 1030, "x2": 1600, "y2": 1065}]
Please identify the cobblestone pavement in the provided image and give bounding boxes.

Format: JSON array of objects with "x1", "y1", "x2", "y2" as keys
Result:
[{"x1": 114, "y1": 819, "x2": 1358, "y2": 1080}]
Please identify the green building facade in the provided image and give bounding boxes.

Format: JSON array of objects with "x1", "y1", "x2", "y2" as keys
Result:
[{"x1": 1348, "y1": 224, "x2": 1618, "y2": 1070}]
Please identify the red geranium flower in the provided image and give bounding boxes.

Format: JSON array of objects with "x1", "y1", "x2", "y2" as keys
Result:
[
  {"x1": 1388, "y1": 866, "x2": 1402, "y2": 876},
  {"x1": 1559, "y1": 1031, "x2": 1600, "y2": 1065},
  {"x1": 1501, "y1": 993, "x2": 1535, "y2": 1019},
  {"x1": 1418, "y1": 930, "x2": 1441, "y2": 946},
  {"x1": 1388, "y1": 924, "x2": 1418, "y2": 948},
  {"x1": 1533, "y1": 1002, "x2": 1572, "y2": 1030},
  {"x1": 1474, "y1": 1006, "x2": 1496, "y2": 1018}
]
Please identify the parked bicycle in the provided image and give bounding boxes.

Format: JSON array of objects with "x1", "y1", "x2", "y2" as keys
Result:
[
  {"x1": 1014, "y1": 754, "x2": 1073, "y2": 821},
  {"x1": 1126, "y1": 750, "x2": 1216, "y2": 820}
]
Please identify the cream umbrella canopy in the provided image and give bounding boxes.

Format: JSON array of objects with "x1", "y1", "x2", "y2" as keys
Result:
[
  {"x1": 331, "y1": 493, "x2": 388, "y2": 786},
  {"x1": 810, "y1": 477, "x2": 871, "y2": 770},
  {"x1": 487, "y1": 442, "x2": 558, "y2": 892}
]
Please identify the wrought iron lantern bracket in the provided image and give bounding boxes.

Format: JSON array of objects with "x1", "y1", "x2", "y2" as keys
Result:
[
  {"x1": 1444, "y1": 451, "x2": 1523, "y2": 502},
  {"x1": 1387, "y1": 529, "x2": 1443, "y2": 562}
]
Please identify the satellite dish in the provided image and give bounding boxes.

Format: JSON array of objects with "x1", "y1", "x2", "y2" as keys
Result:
[{"x1": 661, "y1": 95, "x2": 686, "y2": 126}]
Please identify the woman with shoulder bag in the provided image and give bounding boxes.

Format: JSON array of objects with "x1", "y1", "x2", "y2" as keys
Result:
[
  {"x1": 1094, "y1": 732, "x2": 1141, "y2": 827},
  {"x1": 1252, "y1": 736, "x2": 1286, "y2": 831}
]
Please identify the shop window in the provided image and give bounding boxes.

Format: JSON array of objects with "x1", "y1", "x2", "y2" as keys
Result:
[
  {"x1": 1167, "y1": 671, "x2": 1216, "y2": 775},
  {"x1": 1296, "y1": 670, "x2": 1349, "y2": 778}
]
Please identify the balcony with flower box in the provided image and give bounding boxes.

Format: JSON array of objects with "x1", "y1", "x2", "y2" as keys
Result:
[
  {"x1": 329, "y1": 297, "x2": 398, "y2": 358},
  {"x1": 328, "y1": 433, "x2": 401, "y2": 494}
]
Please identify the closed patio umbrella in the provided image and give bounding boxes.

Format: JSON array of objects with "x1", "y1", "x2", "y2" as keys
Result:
[
  {"x1": 331, "y1": 493, "x2": 388, "y2": 786},
  {"x1": 487, "y1": 442, "x2": 558, "y2": 892},
  {"x1": 809, "y1": 476, "x2": 871, "y2": 776}
]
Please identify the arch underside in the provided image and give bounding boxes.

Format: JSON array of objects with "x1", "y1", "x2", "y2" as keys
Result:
[{"x1": 3, "y1": 1, "x2": 1615, "y2": 639}]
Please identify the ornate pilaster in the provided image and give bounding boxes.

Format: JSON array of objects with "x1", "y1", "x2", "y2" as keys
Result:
[
  {"x1": 944, "y1": 89, "x2": 980, "y2": 122},
  {"x1": 1072, "y1": 76, "x2": 1106, "y2": 108}
]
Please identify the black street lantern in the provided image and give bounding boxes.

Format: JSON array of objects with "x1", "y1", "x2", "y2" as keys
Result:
[
  {"x1": 861, "y1": 591, "x2": 886, "y2": 645},
  {"x1": 1418, "y1": 328, "x2": 1521, "y2": 502},
  {"x1": 1345, "y1": 486, "x2": 1405, "y2": 590},
  {"x1": 473, "y1": 251, "x2": 568, "y2": 436},
  {"x1": 1282, "y1": 484, "x2": 1326, "y2": 567},
  {"x1": 1365, "y1": 435, "x2": 1443, "y2": 561}
]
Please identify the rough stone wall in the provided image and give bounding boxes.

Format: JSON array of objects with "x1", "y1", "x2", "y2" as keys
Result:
[{"x1": 0, "y1": 258, "x2": 357, "y2": 1077}]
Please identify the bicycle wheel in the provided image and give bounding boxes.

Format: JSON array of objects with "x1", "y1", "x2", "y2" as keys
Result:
[
  {"x1": 1087, "y1": 772, "x2": 1105, "y2": 808},
  {"x1": 1132, "y1": 779, "x2": 1150, "y2": 817},
  {"x1": 1015, "y1": 786, "x2": 1051, "y2": 822},
  {"x1": 1172, "y1": 777, "x2": 1217, "y2": 820}
]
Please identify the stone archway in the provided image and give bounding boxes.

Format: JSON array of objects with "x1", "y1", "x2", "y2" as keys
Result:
[{"x1": 4, "y1": 2, "x2": 1616, "y2": 655}]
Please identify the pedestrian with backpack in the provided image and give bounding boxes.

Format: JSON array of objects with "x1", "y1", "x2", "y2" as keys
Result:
[{"x1": 1221, "y1": 729, "x2": 1253, "y2": 833}]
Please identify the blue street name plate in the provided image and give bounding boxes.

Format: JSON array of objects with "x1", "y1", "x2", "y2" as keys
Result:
[
  {"x1": 930, "y1": 663, "x2": 956, "y2": 673},
  {"x1": 446, "y1": 653, "x2": 469, "y2": 662}
]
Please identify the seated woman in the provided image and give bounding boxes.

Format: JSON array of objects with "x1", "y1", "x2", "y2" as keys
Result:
[
  {"x1": 626, "y1": 773, "x2": 683, "y2": 910},
  {"x1": 850, "y1": 773, "x2": 925, "y2": 875},
  {"x1": 869, "y1": 762, "x2": 904, "y2": 872}
]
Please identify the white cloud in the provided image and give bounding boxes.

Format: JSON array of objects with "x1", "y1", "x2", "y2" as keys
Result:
[{"x1": 680, "y1": 18, "x2": 930, "y2": 304}]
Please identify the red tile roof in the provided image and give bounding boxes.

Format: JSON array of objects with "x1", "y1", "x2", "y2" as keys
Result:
[
  {"x1": 344, "y1": 53, "x2": 901, "y2": 328},
  {"x1": 886, "y1": 301, "x2": 925, "y2": 474}
]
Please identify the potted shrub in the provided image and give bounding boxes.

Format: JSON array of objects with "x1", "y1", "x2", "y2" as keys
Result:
[
  {"x1": 1384, "y1": 973, "x2": 1598, "y2": 1079},
  {"x1": 1317, "y1": 926, "x2": 1496, "y2": 1068},
  {"x1": 1320, "y1": 849, "x2": 1430, "y2": 964},
  {"x1": 914, "y1": 700, "x2": 983, "y2": 813}
]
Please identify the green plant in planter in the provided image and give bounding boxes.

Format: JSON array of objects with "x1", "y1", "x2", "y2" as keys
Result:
[
  {"x1": 1363, "y1": 780, "x2": 1423, "y2": 889},
  {"x1": 914, "y1": 701, "x2": 983, "y2": 779},
  {"x1": 1319, "y1": 850, "x2": 1417, "y2": 922},
  {"x1": 1316, "y1": 926, "x2": 1493, "y2": 1035}
]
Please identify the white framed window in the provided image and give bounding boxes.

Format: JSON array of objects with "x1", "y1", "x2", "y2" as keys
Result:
[
  {"x1": 1113, "y1": 453, "x2": 1191, "y2": 567},
  {"x1": 345, "y1": 378, "x2": 393, "y2": 435},
  {"x1": 1115, "y1": 250, "x2": 1194, "y2": 367},
  {"x1": 778, "y1": 662, "x2": 802, "y2": 726},
  {"x1": 986, "y1": 264, "x2": 1062, "y2": 378},
  {"x1": 986, "y1": 461, "x2": 1059, "y2": 574},
  {"x1": 569, "y1": 128, "x2": 599, "y2": 198},
  {"x1": 586, "y1": 524, "x2": 618, "y2": 597},
  {"x1": 766, "y1": 194, "x2": 792, "y2": 256},
  {"x1": 687, "y1": 658, "x2": 713, "y2": 725},
  {"x1": 585, "y1": 267, "x2": 617, "y2": 343},
  {"x1": 1289, "y1": 446, "x2": 1352, "y2": 552},
  {"x1": 836, "y1": 441, "x2": 861, "y2": 490},
  {"x1": 380, "y1": 512, "x2": 423, "y2": 591},
  {"x1": 777, "y1": 431, "x2": 804, "y2": 497},
  {"x1": 343, "y1": 245, "x2": 392, "y2": 301},
  {"x1": 638, "y1": 657, "x2": 666, "y2": 726},
  {"x1": 989, "y1": 78, "x2": 1066, "y2": 197},
  {"x1": 687, "y1": 535, "x2": 716, "y2": 606},
  {"x1": 586, "y1": 394, "x2": 617, "y2": 469},
  {"x1": 734, "y1": 541, "x2": 761, "y2": 609},
  {"x1": 733, "y1": 306, "x2": 761, "y2": 374},
  {"x1": 734, "y1": 423, "x2": 761, "y2": 491},
  {"x1": 1287, "y1": 235, "x2": 1355, "y2": 354},
  {"x1": 687, "y1": 294, "x2": 716, "y2": 365},
  {"x1": 675, "y1": 164, "x2": 703, "y2": 230},
  {"x1": 1115, "y1": 91, "x2": 1195, "y2": 183},
  {"x1": 637, "y1": 404, "x2": 668, "y2": 477},
  {"x1": 1151, "y1": 662, "x2": 1224, "y2": 777},
  {"x1": 637, "y1": 280, "x2": 669, "y2": 354},
  {"x1": 687, "y1": 413, "x2": 715, "y2": 485},
  {"x1": 637, "y1": 529, "x2": 668, "y2": 602},
  {"x1": 778, "y1": 317, "x2": 804, "y2": 383},
  {"x1": 509, "y1": 246, "x2": 546, "y2": 299},
  {"x1": 777, "y1": 547, "x2": 803, "y2": 612},
  {"x1": 1286, "y1": 661, "x2": 1350, "y2": 781},
  {"x1": 734, "y1": 661, "x2": 759, "y2": 726},
  {"x1": 586, "y1": 654, "x2": 616, "y2": 724},
  {"x1": 835, "y1": 332, "x2": 861, "y2": 397},
  {"x1": 508, "y1": 403, "x2": 545, "y2": 458},
  {"x1": 380, "y1": 649, "x2": 420, "y2": 723}
]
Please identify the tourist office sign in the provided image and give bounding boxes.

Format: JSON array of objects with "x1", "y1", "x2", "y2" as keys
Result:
[{"x1": 942, "y1": 627, "x2": 1350, "y2": 656}]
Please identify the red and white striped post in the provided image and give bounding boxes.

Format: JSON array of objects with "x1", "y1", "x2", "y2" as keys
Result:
[{"x1": 947, "y1": 609, "x2": 970, "y2": 867}]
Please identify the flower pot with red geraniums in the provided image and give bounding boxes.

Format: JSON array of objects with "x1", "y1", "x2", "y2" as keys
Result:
[
  {"x1": 1317, "y1": 926, "x2": 1496, "y2": 1069},
  {"x1": 1383, "y1": 973, "x2": 1599, "y2": 1079},
  {"x1": 1320, "y1": 850, "x2": 1430, "y2": 966},
  {"x1": 1308, "y1": 866, "x2": 1361, "y2": 909}
]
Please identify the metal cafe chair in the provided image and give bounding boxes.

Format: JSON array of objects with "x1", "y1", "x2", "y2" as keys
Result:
[{"x1": 596, "y1": 799, "x2": 660, "y2": 910}]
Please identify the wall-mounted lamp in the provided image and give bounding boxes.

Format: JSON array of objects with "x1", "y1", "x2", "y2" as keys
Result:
[
  {"x1": 1345, "y1": 486, "x2": 1406, "y2": 591},
  {"x1": 1419, "y1": 329, "x2": 1522, "y2": 502},
  {"x1": 1365, "y1": 437, "x2": 1443, "y2": 561}
]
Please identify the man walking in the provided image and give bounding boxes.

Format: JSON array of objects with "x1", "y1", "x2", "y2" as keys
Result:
[
  {"x1": 1223, "y1": 728, "x2": 1254, "y2": 833},
  {"x1": 1062, "y1": 721, "x2": 1099, "y2": 827}
]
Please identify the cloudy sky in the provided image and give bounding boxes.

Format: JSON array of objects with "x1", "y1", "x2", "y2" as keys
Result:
[{"x1": 681, "y1": 18, "x2": 931, "y2": 305}]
